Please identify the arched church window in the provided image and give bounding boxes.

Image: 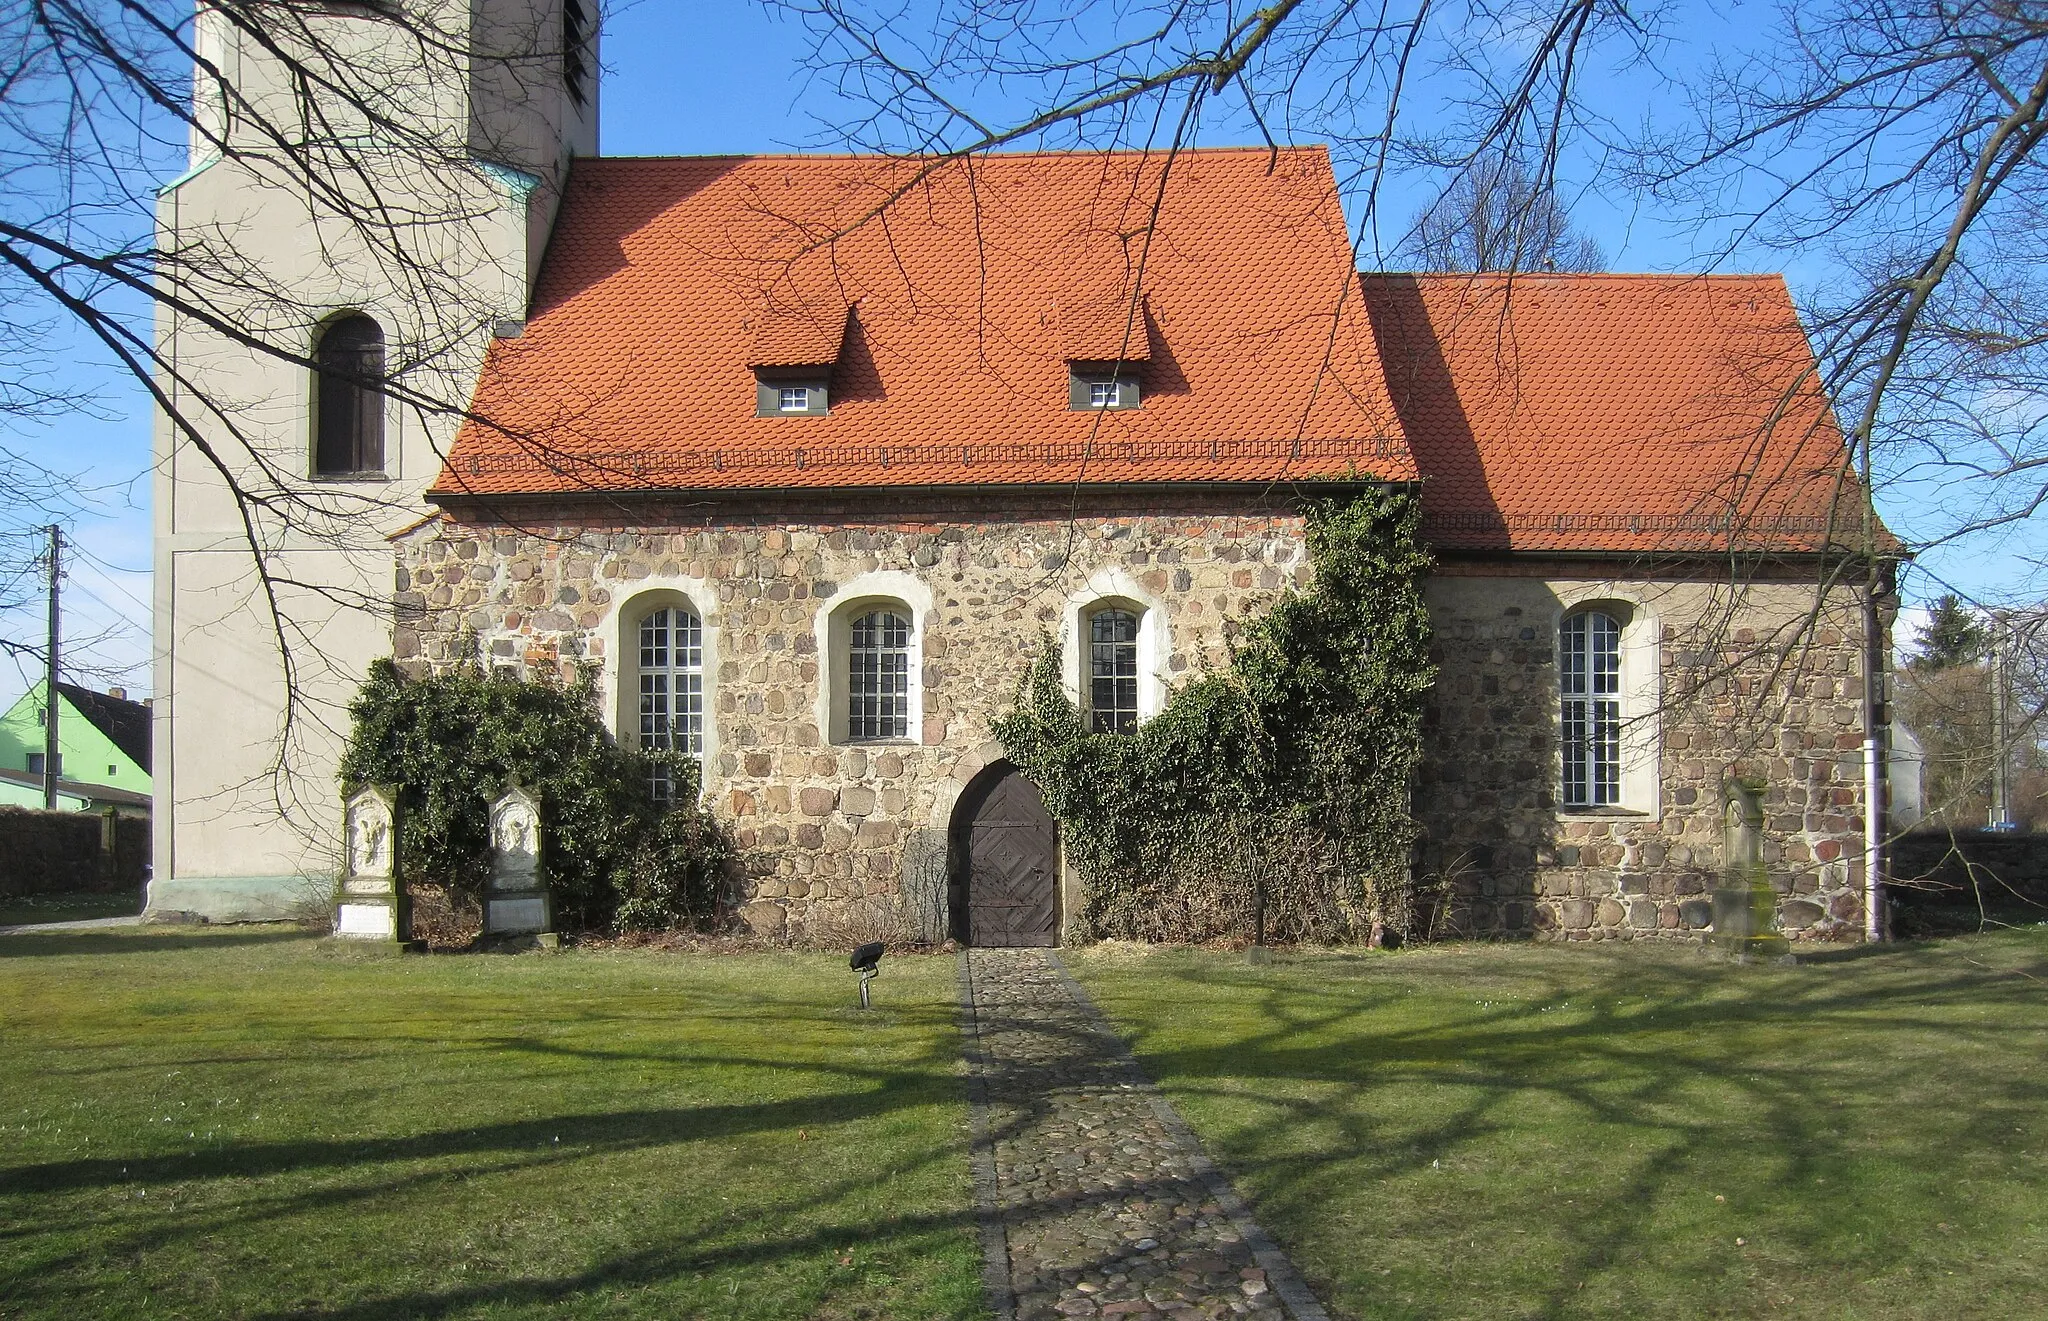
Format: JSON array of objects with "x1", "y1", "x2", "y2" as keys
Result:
[
  {"x1": 1087, "y1": 607, "x2": 1141, "y2": 732},
  {"x1": 847, "y1": 610, "x2": 911, "y2": 740},
  {"x1": 638, "y1": 605, "x2": 704, "y2": 800},
  {"x1": 313, "y1": 314, "x2": 386, "y2": 477},
  {"x1": 1559, "y1": 609, "x2": 1623, "y2": 807}
]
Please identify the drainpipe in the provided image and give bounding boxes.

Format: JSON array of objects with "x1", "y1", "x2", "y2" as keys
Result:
[
  {"x1": 1855, "y1": 390, "x2": 1888, "y2": 942},
  {"x1": 1857, "y1": 527, "x2": 1895, "y2": 943},
  {"x1": 1862, "y1": 581, "x2": 1885, "y2": 942}
]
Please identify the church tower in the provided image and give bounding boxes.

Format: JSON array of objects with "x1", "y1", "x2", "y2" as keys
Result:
[{"x1": 150, "y1": 0, "x2": 597, "y2": 918}]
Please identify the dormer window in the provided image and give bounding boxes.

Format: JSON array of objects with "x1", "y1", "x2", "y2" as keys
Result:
[
  {"x1": 1069, "y1": 366, "x2": 1140, "y2": 411},
  {"x1": 1059, "y1": 290, "x2": 1149, "y2": 412},
  {"x1": 756, "y1": 373, "x2": 829, "y2": 416},
  {"x1": 748, "y1": 302, "x2": 851, "y2": 418}
]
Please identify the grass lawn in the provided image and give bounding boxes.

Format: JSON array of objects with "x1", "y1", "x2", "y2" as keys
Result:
[
  {"x1": 0, "y1": 928, "x2": 984, "y2": 1320},
  {"x1": 0, "y1": 891, "x2": 142, "y2": 927},
  {"x1": 1068, "y1": 929, "x2": 2048, "y2": 1321}
]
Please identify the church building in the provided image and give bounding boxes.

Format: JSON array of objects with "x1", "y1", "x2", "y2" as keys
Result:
[{"x1": 149, "y1": 2, "x2": 1892, "y2": 944}]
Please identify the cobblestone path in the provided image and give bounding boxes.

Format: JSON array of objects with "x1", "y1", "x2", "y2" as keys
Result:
[{"x1": 958, "y1": 949, "x2": 1327, "y2": 1321}]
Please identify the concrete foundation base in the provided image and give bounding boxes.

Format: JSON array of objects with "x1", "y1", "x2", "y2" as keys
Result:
[{"x1": 144, "y1": 875, "x2": 316, "y2": 924}]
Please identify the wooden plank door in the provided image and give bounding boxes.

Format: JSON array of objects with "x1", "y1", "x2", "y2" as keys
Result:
[{"x1": 961, "y1": 768, "x2": 1059, "y2": 947}]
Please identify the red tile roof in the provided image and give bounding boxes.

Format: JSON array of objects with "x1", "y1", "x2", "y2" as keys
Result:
[
  {"x1": 1058, "y1": 292, "x2": 1152, "y2": 362},
  {"x1": 436, "y1": 148, "x2": 1412, "y2": 497},
  {"x1": 746, "y1": 302, "x2": 851, "y2": 369},
  {"x1": 433, "y1": 151, "x2": 1884, "y2": 558},
  {"x1": 1358, "y1": 272, "x2": 1885, "y2": 553}
]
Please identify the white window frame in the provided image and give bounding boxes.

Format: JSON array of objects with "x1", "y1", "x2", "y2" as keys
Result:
[
  {"x1": 1085, "y1": 606, "x2": 1143, "y2": 733},
  {"x1": 1560, "y1": 609, "x2": 1622, "y2": 807},
  {"x1": 1555, "y1": 594, "x2": 1660, "y2": 815},
  {"x1": 636, "y1": 603, "x2": 706, "y2": 799},
  {"x1": 846, "y1": 608, "x2": 912, "y2": 740},
  {"x1": 599, "y1": 582, "x2": 721, "y2": 798},
  {"x1": 778, "y1": 385, "x2": 811, "y2": 413},
  {"x1": 815, "y1": 571, "x2": 932, "y2": 746},
  {"x1": 1060, "y1": 571, "x2": 1170, "y2": 726}
]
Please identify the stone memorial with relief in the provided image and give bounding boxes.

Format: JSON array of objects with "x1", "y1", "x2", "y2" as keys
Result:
[
  {"x1": 485, "y1": 781, "x2": 555, "y2": 947},
  {"x1": 335, "y1": 785, "x2": 409, "y2": 942},
  {"x1": 1712, "y1": 775, "x2": 1792, "y2": 960}
]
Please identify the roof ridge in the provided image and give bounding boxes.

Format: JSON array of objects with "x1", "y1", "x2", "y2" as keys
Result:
[
  {"x1": 1357, "y1": 271, "x2": 1787, "y2": 284},
  {"x1": 581, "y1": 145, "x2": 1328, "y2": 165}
]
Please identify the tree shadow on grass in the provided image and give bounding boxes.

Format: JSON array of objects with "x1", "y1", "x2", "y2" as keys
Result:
[
  {"x1": 1, "y1": 1048, "x2": 983, "y2": 1319},
  {"x1": 3, "y1": 1067, "x2": 957, "y2": 1197},
  {"x1": 0, "y1": 928, "x2": 311, "y2": 958},
  {"x1": 1072, "y1": 937, "x2": 2048, "y2": 1319},
  {"x1": 238, "y1": 1200, "x2": 984, "y2": 1321}
]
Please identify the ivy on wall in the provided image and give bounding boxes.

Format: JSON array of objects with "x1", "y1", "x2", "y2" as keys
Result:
[
  {"x1": 994, "y1": 488, "x2": 1435, "y2": 942},
  {"x1": 339, "y1": 658, "x2": 733, "y2": 935}
]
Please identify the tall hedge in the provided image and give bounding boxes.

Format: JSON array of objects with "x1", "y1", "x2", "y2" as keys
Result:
[
  {"x1": 994, "y1": 488, "x2": 1435, "y2": 941},
  {"x1": 338, "y1": 658, "x2": 732, "y2": 933}
]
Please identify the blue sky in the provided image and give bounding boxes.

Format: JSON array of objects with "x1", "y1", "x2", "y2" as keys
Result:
[{"x1": 0, "y1": 0, "x2": 2028, "y2": 708}]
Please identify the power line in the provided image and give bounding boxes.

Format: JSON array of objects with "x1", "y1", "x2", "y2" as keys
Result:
[
  {"x1": 64, "y1": 581, "x2": 152, "y2": 637},
  {"x1": 66, "y1": 541, "x2": 148, "y2": 577},
  {"x1": 68, "y1": 547, "x2": 151, "y2": 614}
]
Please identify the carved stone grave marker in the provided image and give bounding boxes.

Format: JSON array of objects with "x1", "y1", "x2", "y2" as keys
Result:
[
  {"x1": 485, "y1": 781, "x2": 555, "y2": 947},
  {"x1": 335, "y1": 785, "x2": 409, "y2": 942},
  {"x1": 1712, "y1": 774, "x2": 1792, "y2": 960}
]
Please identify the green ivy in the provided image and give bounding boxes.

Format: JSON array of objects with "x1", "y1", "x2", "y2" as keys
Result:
[
  {"x1": 994, "y1": 488, "x2": 1435, "y2": 942},
  {"x1": 338, "y1": 657, "x2": 733, "y2": 934}
]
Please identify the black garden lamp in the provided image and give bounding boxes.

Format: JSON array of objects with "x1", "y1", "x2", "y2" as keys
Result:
[{"x1": 850, "y1": 941, "x2": 884, "y2": 1009}]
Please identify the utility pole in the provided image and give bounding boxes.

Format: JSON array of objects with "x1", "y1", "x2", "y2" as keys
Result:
[
  {"x1": 43, "y1": 524, "x2": 60, "y2": 810},
  {"x1": 1991, "y1": 615, "x2": 2012, "y2": 830}
]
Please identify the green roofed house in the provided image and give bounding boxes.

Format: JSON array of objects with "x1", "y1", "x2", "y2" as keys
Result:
[{"x1": 0, "y1": 682, "x2": 153, "y2": 817}]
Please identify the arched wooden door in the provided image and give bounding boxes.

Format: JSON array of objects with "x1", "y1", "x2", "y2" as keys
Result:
[{"x1": 951, "y1": 763, "x2": 1060, "y2": 947}]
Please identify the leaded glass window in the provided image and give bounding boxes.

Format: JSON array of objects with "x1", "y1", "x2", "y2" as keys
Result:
[
  {"x1": 1560, "y1": 610, "x2": 1622, "y2": 807},
  {"x1": 1089, "y1": 608, "x2": 1140, "y2": 733},
  {"x1": 848, "y1": 610, "x2": 911, "y2": 739},
  {"x1": 638, "y1": 606, "x2": 703, "y2": 800}
]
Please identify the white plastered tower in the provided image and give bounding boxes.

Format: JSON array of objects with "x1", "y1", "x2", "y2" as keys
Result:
[{"x1": 150, "y1": 0, "x2": 597, "y2": 918}]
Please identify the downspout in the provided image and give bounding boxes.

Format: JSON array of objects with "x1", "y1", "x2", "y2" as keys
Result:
[
  {"x1": 1858, "y1": 434, "x2": 1887, "y2": 942},
  {"x1": 1861, "y1": 582, "x2": 1886, "y2": 941}
]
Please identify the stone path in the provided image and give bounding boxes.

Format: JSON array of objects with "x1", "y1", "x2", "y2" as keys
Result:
[{"x1": 958, "y1": 948, "x2": 1327, "y2": 1321}]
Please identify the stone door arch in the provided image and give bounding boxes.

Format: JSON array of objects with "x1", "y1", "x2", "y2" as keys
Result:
[{"x1": 950, "y1": 762, "x2": 1060, "y2": 947}]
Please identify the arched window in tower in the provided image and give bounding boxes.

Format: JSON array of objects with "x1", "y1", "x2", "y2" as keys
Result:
[
  {"x1": 1559, "y1": 609, "x2": 1623, "y2": 807},
  {"x1": 1088, "y1": 607, "x2": 1141, "y2": 732},
  {"x1": 638, "y1": 605, "x2": 704, "y2": 800},
  {"x1": 847, "y1": 610, "x2": 912, "y2": 739},
  {"x1": 313, "y1": 314, "x2": 386, "y2": 477}
]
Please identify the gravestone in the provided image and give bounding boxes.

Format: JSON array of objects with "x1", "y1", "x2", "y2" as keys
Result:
[
  {"x1": 1711, "y1": 775, "x2": 1791, "y2": 960},
  {"x1": 335, "y1": 785, "x2": 409, "y2": 943},
  {"x1": 484, "y1": 781, "x2": 556, "y2": 948}
]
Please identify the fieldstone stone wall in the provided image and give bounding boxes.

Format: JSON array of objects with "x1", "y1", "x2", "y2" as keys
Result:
[
  {"x1": 396, "y1": 493, "x2": 1883, "y2": 947},
  {"x1": 1418, "y1": 566, "x2": 1879, "y2": 942},
  {"x1": 395, "y1": 491, "x2": 1311, "y2": 939}
]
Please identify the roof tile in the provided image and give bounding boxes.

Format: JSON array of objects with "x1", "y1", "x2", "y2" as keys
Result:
[
  {"x1": 746, "y1": 302, "x2": 852, "y2": 369},
  {"x1": 1358, "y1": 272, "x2": 1886, "y2": 553},
  {"x1": 1058, "y1": 292, "x2": 1152, "y2": 362},
  {"x1": 439, "y1": 148, "x2": 1412, "y2": 497}
]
